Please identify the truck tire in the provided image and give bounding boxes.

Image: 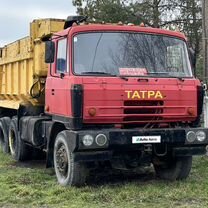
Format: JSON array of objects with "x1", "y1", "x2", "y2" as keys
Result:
[
  {"x1": 54, "y1": 131, "x2": 88, "y2": 186},
  {"x1": 177, "y1": 156, "x2": 192, "y2": 180},
  {"x1": 0, "y1": 117, "x2": 11, "y2": 153},
  {"x1": 154, "y1": 156, "x2": 192, "y2": 181},
  {"x1": 9, "y1": 118, "x2": 29, "y2": 161}
]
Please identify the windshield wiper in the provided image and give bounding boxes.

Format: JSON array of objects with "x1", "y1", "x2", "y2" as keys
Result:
[
  {"x1": 148, "y1": 72, "x2": 185, "y2": 81},
  {"x1": 81, "y1": 72, "x2": 113, "y2": 75},
  {"x1": 117, "y1": 76, "x2": 128, "y2": 81},
  {"x1": 148, "y1": 72, "x2": 169, "y2": 75},
  {"x1": 168, "y1": 76, "x2": 185, "y2": 81}
]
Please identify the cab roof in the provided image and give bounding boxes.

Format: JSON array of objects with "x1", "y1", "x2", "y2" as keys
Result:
[{"x1": 59, "y1": 24, "x2": 187, "y2": 41}]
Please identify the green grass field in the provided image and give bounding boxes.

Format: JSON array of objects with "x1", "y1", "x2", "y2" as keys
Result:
[{"x1": 0, "y1": 150, "x2": 208, "y2": 208}]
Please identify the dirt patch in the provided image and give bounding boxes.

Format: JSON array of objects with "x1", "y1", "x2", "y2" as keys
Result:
[{"x1": 9, "y1": 160, "x2": 46, "y2": 169}]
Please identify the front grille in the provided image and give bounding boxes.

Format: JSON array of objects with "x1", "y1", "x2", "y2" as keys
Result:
[
  {"x1": 124, "y1": 108, "x2": 158, "y2": 114},
  {"x1": 124, "y1": 100, "x2": 163, "y2": 106},
  {"x1": 123, "y1": 100, "x2": 164, "y2": 123},
  {"x1": 123, "y1": 116, "x2": 163, "y2": 122}
]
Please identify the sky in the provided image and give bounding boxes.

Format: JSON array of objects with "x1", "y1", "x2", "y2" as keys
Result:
[{"x1": 0, "y1": 0, "x2": 76, "y2": 47}]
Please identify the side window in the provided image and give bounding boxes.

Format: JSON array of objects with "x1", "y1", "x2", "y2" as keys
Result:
[{"x1": 56, "y1": 38, "x2": 67, "y2": 73}]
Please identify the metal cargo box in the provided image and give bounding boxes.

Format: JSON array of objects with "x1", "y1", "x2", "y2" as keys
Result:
[{"x1": 0, "y1": 19, "x2": 65, "y2": 109}]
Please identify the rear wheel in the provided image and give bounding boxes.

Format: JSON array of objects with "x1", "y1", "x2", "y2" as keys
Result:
[
  {"x1": 0, "y1": 117, "x2": 11, "y2": 153},
  {"x1": 54, "y1": 131, "x2": 88, "y2": 186},
  {"x1": 9, "y1": 118, "x2": 29, "y2": 161},
  {"x1": 154, "y1": 156, "x2": 192, "y2": 181}
]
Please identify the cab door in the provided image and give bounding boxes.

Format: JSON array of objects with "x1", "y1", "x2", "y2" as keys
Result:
[{"x1": 46, "y1": 38, "x2": 70, "y2": 116}]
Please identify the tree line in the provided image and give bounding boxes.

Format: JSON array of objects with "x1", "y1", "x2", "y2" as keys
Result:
[{"x1": 72, "y1": 0, "x2": 202, "y2": 77}]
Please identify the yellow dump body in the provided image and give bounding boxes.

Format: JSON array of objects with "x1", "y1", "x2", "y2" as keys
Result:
[{"x1": 0, "y1": 19, "x2": 65, "y2": 109}]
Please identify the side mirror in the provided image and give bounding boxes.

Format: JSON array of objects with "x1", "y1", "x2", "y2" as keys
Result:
[
  {"x1": 45, "y1": 41, "x2": 55, "y2": 63},
  {"x1": 188, "y1": 47, "x2": 196, "y2": 69}
]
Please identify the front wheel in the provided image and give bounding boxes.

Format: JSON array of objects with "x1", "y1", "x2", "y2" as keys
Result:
[
  {"x1": 154, "y1": 156, "x2": 192, "y2": 181},
  {"x1": 54, "y1": 131, "x2": 88, "y2": 186}
]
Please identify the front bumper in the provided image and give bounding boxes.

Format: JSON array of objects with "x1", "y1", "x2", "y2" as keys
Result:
[{"x1": 65, "y1": 127, "x2": 208, "y2": 160}]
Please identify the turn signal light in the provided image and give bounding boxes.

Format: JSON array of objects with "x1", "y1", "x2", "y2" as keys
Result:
[
  {"x1": 45, "y1": 105, "x2": 49, "y2": 112},
  {"x1": 187, "y1": 107, "x2": 195, "y2": 116},
  {"x1": 88, "y1": 108, "x2": 96, "y2": 117}
]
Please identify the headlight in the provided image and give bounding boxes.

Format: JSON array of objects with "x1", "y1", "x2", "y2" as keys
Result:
[
  {"x1": 196, "y1": 131, "x2": 206, "y2": 142},
  {"x1": 186, "y1": 131, "x2": 196, "y2": 143},
  {"x1": 82, "y1": 135, "x2": 94, "y2": 146},
  {"x1": 95, "y1": 134, "x2": 108, "y2": 146}
]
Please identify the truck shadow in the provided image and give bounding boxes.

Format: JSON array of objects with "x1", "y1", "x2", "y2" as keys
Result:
[
  {"x1": 12, "y1": 159, "x2": 156, "y2": 185},
  {"x1": 11, "y1": 159, "x2": 46, "y2": 169},
  {"x1": 87, "y1": 167, "x2": 156, "y2": 186}
]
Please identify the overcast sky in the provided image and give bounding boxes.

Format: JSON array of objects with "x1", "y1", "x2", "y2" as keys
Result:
[{"x1": 0, "y1": 0, "x2": 76, "y2": 47}]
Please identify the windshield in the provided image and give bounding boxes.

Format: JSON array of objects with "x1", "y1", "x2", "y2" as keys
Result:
[{"x1": 73, "y1": 32, "x2": 193, "y2": 78}]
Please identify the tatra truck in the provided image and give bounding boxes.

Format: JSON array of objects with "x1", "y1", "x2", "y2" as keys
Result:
[{"x1": 0, "y1": 16, "x2": 208, "y2": 186}]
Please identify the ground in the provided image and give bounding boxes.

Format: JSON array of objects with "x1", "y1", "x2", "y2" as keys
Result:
[{"x1": 0, "y1": 151, "x2": 208, "y2": 208}]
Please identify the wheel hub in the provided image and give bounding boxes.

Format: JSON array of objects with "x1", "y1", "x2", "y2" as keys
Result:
[{"x1": 56, "y1": 144, "x2": 68, "y2": 177}]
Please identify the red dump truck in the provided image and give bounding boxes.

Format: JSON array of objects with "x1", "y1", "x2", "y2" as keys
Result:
[{"x1": 0, "y1": 16, "x2": 207, "y2": 186}]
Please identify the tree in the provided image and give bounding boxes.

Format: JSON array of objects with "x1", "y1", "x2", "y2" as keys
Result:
[
  {"x1": 72, "y1": 0, "x2": 138, "y2": 24},
  {"x1": 72, "y1": 0, "x2": 177, "y2": 27},
  {"x1": 177, "y1": 0, "x2": 202, "y2": 60},
  {"x1": 133, "y1": 0, "x2": 177, "y2": 28}
]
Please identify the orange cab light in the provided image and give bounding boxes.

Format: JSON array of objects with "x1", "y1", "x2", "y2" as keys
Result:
[
  {"x1": 140, "y1": 22, "x2": 145, "y2": 27},
  {"x1": 72, "y1": 22, "x2": 78, "y2": 26},
  {"x1": 117, "y1": 21, "x2": 123, "y2": 25},
  {"x1": 45, "y1": 105, "x2": 49, "y2": 112},
  {"x1": 88, "y1": 108, "x2": 97, "y2": 117},
  {"x1": 127, "y1": 23, "x2": 135, "y2": 26},
  {"x1": 187, "y1": 107, "x2": 195, "y2": 116}
]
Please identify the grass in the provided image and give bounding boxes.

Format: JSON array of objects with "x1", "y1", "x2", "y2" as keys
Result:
[{"x1": 0, "y1": 151, "x2": 208, "y2": 208}]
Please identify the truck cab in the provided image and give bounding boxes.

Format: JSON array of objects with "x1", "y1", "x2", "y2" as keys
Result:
[{"x1": 42, "y1": 17, "x2": 207, "y2": 186}]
